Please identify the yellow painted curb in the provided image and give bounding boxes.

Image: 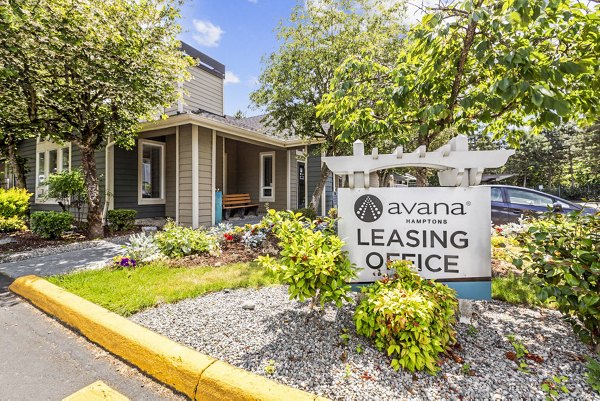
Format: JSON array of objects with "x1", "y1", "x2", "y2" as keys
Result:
[
  {"x1": 10, "y1": 275, "x2": 326, "y2": 401},
  {"x1": 62, "y1": 380, "x2": 130, "y2": 401}
]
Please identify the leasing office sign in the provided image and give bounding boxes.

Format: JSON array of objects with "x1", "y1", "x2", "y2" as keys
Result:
[{"x1": 338, "y1": 187, "x2": 491, "y2": 283}]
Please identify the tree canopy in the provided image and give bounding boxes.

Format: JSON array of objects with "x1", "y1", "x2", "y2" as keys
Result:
[
  {"x1": 251, "y1": 0, "x2": 407, "y2": 208},
  {"x1": 0, "y1": 0, "x2": 193, "y2": 237},
  {"x1": 318, "y1": 0, "x2": 600, "y2": 184}
]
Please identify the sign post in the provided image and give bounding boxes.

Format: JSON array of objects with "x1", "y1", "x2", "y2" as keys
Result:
[{"x1": 322, "y1": 135, "x2": 514, "y2": 300}]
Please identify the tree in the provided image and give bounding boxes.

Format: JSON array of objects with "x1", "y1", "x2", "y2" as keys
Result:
[
  {"x1": 318, "y1": 0, "x2": 600, "y2": 186},
  {"x1": 251, "y1": 0, "x2": 407, "y2": 210},
  {"x1": 0, "y1": 0, "x2": 193, "y2": 238}
]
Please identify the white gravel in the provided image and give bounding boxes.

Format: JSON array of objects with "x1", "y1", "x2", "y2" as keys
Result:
[{"x1": 131, "y1": 286, "x2": 600, "y2": 401}]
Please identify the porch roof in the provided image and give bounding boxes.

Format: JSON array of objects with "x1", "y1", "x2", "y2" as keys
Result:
[{"x1": 140, "y1": 112, "x2": 323, "y2": 149}]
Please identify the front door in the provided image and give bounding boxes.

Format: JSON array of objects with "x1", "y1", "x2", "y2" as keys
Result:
[{"x1": 297, "y1": 162, "x2": 305, "y2": 209}]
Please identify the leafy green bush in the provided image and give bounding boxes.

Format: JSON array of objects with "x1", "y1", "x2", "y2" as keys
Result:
[
  {"x1": 293, "y1": 207, "x2": 317, "y2": 221},
  {"x1": 106, "y1": 209, "x2": 137, "y2": 232},
  {"x1": 122, "y1": 233, "x2": 163, "y2": 263},
  {"x1": 586, "y1": 356, "x2": 600, "y2": 393},
  {"x1": 514, "y1": 212, "x2": 600, "y2": 348},
  {"x1": 45, "y1": 169, "x2": 87, "y2": 215},
  {"x1": 154, "y1": 220, "x2": 219, "y2": 258},
  {"x1": 354, "y1": 260, "x2": 458, "y2": 374},
  {"x1": 0, "y1": 187, "x2": 32, "y2": 218},
  {"x1": 256, "y1": 209, "x2": 356, "y2": 308},
  {"x1": 30, "y1": 211, "x2": 74, "y2": 239},
  {"x1": 0, "y1": 216, "x2": 27, "y2": 232}
]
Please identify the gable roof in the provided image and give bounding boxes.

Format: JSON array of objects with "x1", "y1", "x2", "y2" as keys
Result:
[{"x1": 192, "y1": 111, "x2": 298, "y2": 141}]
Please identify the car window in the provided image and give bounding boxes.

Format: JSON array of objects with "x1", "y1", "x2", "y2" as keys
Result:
[
  {"x1": 491, "y1": 187, "x2": 503, "y2": 202},
  {"x1": 506, "y1": 188, "x2": 553, "y2": 206}
]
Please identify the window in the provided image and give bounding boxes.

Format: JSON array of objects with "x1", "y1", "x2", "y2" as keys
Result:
[
  {"x1": 491, "y1": 187, "x2": 504, "y2": 202},
  {"x1": 35, "y1": 140, "x2": 71, "y2": 202},
  {"x1": 259, "y1": 152, "x2": 275, "y2": 202},
  {"x1": 138, "y1": 139, "x2": 165, "y2": 205},
  {"x1": 506, "y1": 188, "x2": 553, "y2": 207}
]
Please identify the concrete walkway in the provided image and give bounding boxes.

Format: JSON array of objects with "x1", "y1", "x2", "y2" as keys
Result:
[
  {"x1": 0, "y1": 273, "x2": 184, "y2": 401},
  {"x1": 0, "y1": 241, "x2": 122, "y2": 279}
]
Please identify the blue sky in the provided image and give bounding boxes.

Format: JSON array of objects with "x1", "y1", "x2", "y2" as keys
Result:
[{"x1": 177, "y1": 0, "x2": 298, "y2": 116}]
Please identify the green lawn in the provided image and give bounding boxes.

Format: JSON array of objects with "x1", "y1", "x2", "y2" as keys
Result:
[
  {"x1": 492, "y1": 275, "x2": 554, "y2": 308},
  {"x1": 48, "y1": 262, "x2": 280, "y2": 316}
]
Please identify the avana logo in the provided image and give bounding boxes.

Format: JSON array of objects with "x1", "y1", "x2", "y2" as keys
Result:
[{"x1": 354, "y1": 195, "x2": 383, "y2": 222}]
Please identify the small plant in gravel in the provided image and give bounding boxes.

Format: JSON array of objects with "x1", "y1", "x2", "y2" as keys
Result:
[
  {"x1": 122, "y1": 233, "x2": 163, "y2": 263},
  {"x1": 466, "y1": 325, "x2": 478, "y2": 337},
  {"x1": 339, "y1": 328, "x2": 350, "y2": 345},
  {"x1": 513, "y1": 212, "x2": 600, "y2": 350},
  {"x1": 257, "y1": 210, "x2": 356, "y2": 308},
  {"x1": 263, "y1": 359, "x2": 276, "y2": 375},
  {"x1": 586, "y1": 356, "x2": 600, "y2": 393},
  {"x1": 154, "y1": 220, "x2": 220, "y2": 258},
  {"x1": 344, "y1": 363, "x2": 352, "y2": 379},
  {"x1": 354, "y1": 260, "x2": 458, "y2": 374},
  {"x1": 461, "y1": 362, "x2": 474, "y2": 376},
  {"x1": 506, "y1": 334, "x2": 532, "y2": 373},
  {"x1": 355, "y1": 344, "x2": 363, "y2": 354},
  {"x1": 541, "y1": 375, "x2": 569, "y2": 400}
]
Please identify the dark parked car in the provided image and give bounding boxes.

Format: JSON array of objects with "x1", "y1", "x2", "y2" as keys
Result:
[{"x1": 486, "y1": 185, "x2": 598, "y2": 225}]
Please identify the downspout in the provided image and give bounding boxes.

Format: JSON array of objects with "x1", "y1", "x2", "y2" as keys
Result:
[{"x1": 102, "y1": 135, "x2": 116, "y2": 224}]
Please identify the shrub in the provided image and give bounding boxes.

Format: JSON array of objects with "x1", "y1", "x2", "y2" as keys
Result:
[
  {"x1": 106, "y1": 209, "x2": 137, "y2": 232},
  {"x1": 256, "y1": 209, "x2": 356, "y2": 308},
  {"x1": 514, "y1": 212, "x2": 600, "y2": 348},
  {"x1": 0, "y1": 187, "x2": 32, "y2": 218},
  {"x1": 122, "y1": 233, "x2": 163, "y2": 263},
  {"x1": 354, "y1": 260, "x2": 458, "y2": 374},
  {"x1": 293, "y1": 207, "x2": 317, "y2": 221},
  {"x1": 30, "y1": 211, "x2": 74, "y2": 239},
  {"x1": 154, "y1": 220, "x2": 219, "y2": 258},
  {"x1": 0, "y1": 216, "x2": 27, "y2": 232}
]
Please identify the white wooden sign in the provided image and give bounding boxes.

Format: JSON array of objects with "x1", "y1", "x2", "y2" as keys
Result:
[{"x1": 338, "y1": 187, "x2": 491, "y2": 283}]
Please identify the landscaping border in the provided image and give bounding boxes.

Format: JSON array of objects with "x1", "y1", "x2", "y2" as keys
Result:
[{"x1": 9, "y1": 275, "x2": 327, "y2": 401}]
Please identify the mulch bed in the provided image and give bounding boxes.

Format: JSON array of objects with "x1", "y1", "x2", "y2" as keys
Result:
[{"x1": 166, "y1": 241, "x2": 277, "y2": 268}]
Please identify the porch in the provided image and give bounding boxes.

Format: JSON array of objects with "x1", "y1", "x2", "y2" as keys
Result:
[{"x1": 108, "y1": 114, "x2": 327, "y2": 228}]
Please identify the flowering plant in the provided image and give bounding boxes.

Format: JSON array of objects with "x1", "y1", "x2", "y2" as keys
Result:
[{"x1": 113, "y1": 255, "x2": 137, "y2": 268}]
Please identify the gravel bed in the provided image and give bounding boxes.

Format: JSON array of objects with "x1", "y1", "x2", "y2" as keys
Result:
[
  {"x1": 131, "y1": 286, "x2": 599, "y2": 401},
  {"x1": 0, "y1": 234, "x2": 130, "y2": 263}
]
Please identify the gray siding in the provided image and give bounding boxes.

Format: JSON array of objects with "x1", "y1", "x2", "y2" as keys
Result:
[
  {"x1": 19, "y1": 138, "x2": 105, "y2": 215},
  {"x1": 307, "y1": 151, "x2": 334, "y2": 215},
  {"x1": 289, "y1": 150, "x2": 298, "y2": 210},
  {"x1": 198, "y1": 127, "x2": 213, "y2": 227},
  {"x1": 113, "y1": 140, "x2": 166, "y2": 219},
  {"x1": 165, "y1": 66, "x2": 224, "y2": 116},
  {"x1": 165, "y1": 135, "x2": 177, "y2": 218},
  {"x1": 178, "y1": 125, "x2": 193, "y2": 226}
]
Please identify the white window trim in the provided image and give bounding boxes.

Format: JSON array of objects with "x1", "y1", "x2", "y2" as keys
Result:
[
  {"x1": 138, "y1": 139, "x2": 166, "y2": 205},
  {"x1": 35, "y1": 139, "x2": 72, "y2": 204},
  {"x1": 259, "y1": 151, "x2": 275, "y2": 202}
]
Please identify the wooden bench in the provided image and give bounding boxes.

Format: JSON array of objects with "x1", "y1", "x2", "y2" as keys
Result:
[{"x1": 222, "y1": 193, "x2": 259, "y2": 220}]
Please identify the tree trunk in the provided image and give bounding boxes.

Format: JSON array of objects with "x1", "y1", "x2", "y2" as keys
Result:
[
  {"x1": 309, "y1": 162, "x2": 330, "y2": 213},
  {"x1": 79, "y1": 145, "x2": 104, "y2": 239},
  {"x1": 414, "y1": 168, "x2": 429, "y2": 187},
  {"x1": 6, "y1": 135, "x2": 27, "y2": 189}
]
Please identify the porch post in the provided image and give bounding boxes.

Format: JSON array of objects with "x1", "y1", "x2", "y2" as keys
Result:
[
  {"x1": 192, "y1": 125, "x2": 199, "y2": 229},
  {"x1": 175, "y1": 126, "x2": 180, "y2": 223},
  {"x1": 211, "y1": 129, "x2": 216, "y2": 226}
]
